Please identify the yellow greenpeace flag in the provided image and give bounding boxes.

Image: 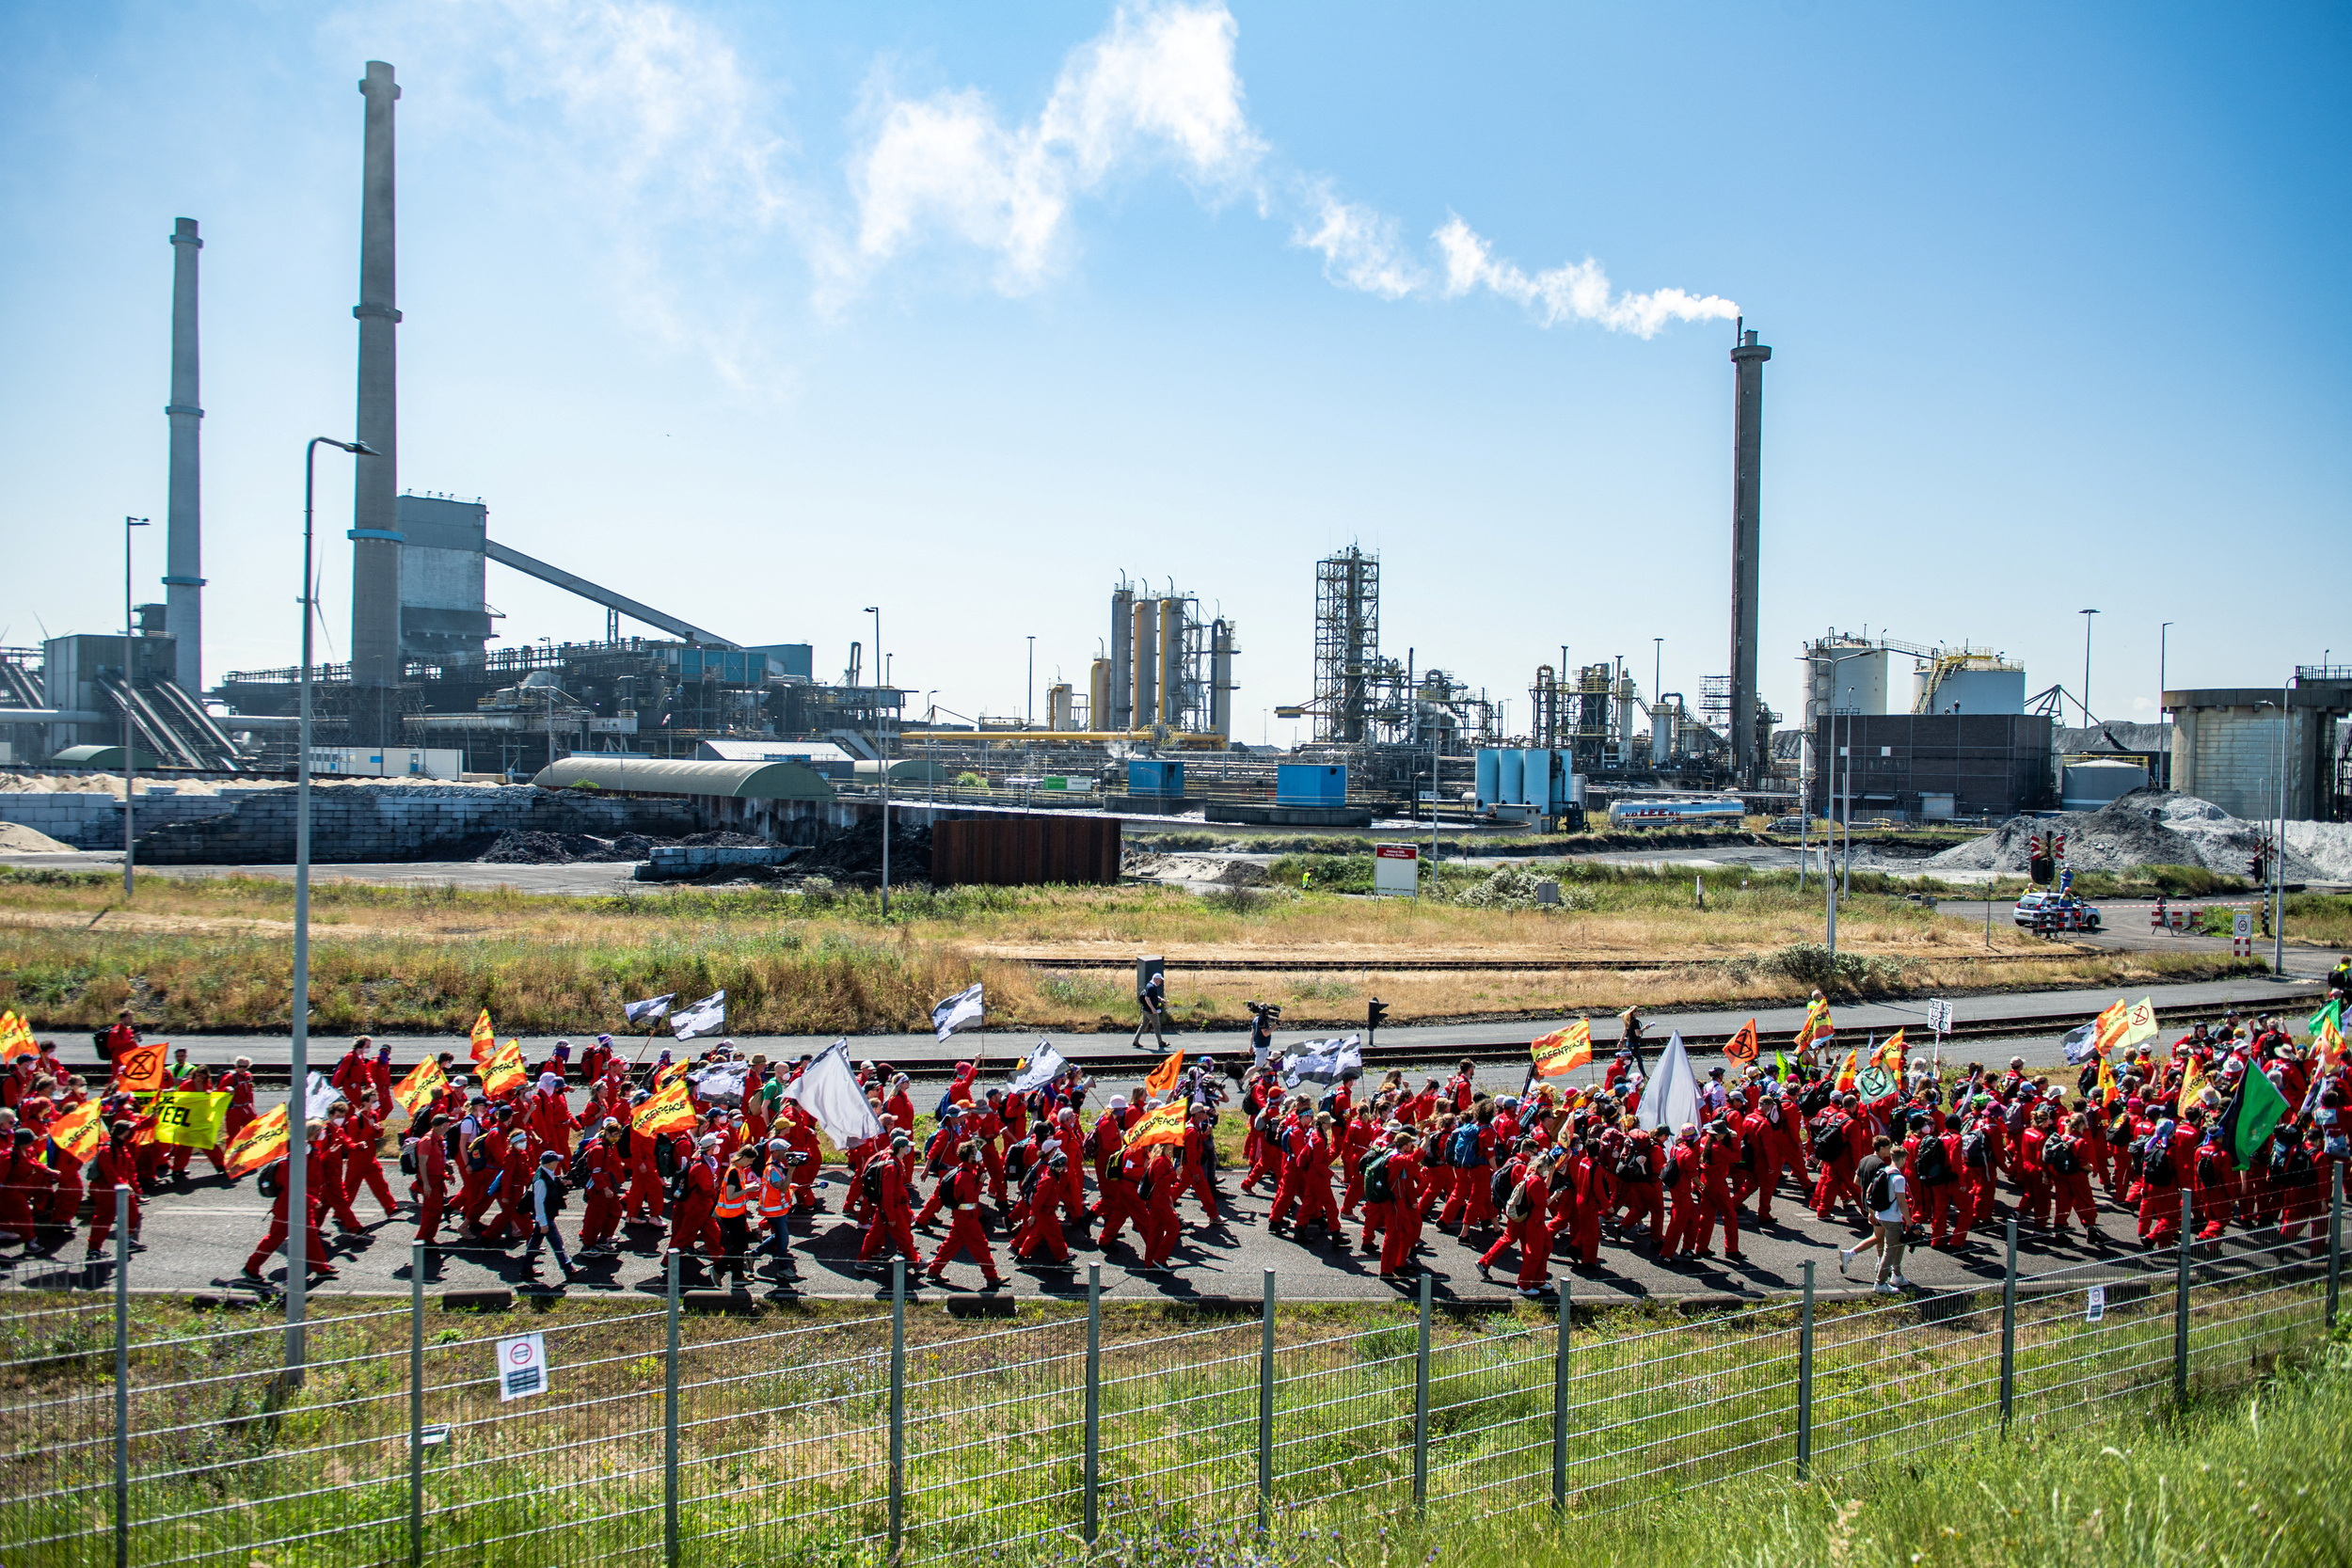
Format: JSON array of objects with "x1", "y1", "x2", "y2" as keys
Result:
[
  {"x1": 154, "y1": 1091, "x2": 230, "y2": 1149},
  {"x1": 469, "y1": 1009, "x2": 497, "y2": 1064},
  {"x1": 1531, "y1": 1021, "x2": 1593, "y2": 1078},
  {"x1": 1124, "y1": 1099, "x2": 1190, "y2": 1152},
  {"x1": 632, "y1": 1077, "x2": 695, "y2": 1135},
  {"x1": 48, "y1": 1102, "x2": 105, "y2": 1164},
  {"x1": 392, "y1": 1057, "x2": 449, "y2": 1117},
  {"x1": 481, "y1": 1039, "x2": 528, "y2": 1098},
  {"x1": 223, "y1": 1104, "x2": 290, "y2": 1179}
]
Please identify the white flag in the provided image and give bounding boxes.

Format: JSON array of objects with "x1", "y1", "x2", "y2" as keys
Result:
[
  {"x1": 1635, "y1": 1030, "x2": 1700, "y2": 1134},
  {"x1": 671, "y1": 990, "x2": 725, "y2": 1041},
  {"x1": 1007, "y1": 1043, "x2": 1067, "y2": 1094},
  {"x1": 932, "y1": 983, "x2": 985, "y2": 1042},
  {"x1": 689, "y1": 1062, "x2": 747, "y2": 1105},
  {"x1": 1280, "y1": 1036, "x2": 1364, "y2": 1088},
  {"x1": 783, "y1": 1039, "x2": 883, "y2": 1148},
  {"x1": 2059, "y1": 1022, "x2": 2100, "y2": 1066},
  {"x1": 625, "y1": 992, "x2": 675, "y2": 1025},
  {"x1": 304, "y1": 1070, "x2": 340, "y2": 1119}
]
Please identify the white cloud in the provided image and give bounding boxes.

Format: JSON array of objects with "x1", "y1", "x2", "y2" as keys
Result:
[
  {"x1": 1292, "y1": 182, "x2": 1424, "y2": 300},
  {"x1": 847, "y1": 0, "x2": 1263, "y2": 293}
]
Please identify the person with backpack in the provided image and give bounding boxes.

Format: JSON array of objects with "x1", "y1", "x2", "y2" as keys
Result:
[
  {"x1": 575, "y1": 1120, "x2": 628, "y2": 1254},
  {"x1": 2018, "y1": 1102, "x2": 2058, "y2": 1229},
  {"x1": 1011, "y1": 1149, "x2": 1073, "y2": 1265},
  {"x1": 1179, "y1": 1106, "x2": 1223, "y2": 1226},
  {"x1": 1139, "y1": 1140, "x2": 1184, "y2": 1270},
  {"x1": 1374, "y1": 1128, "x2": 1426, "y2": 1282},
  {"x1": 857, "y1": 1134, "x2": 925, "y2": 1271},
  {"x1": 928, "y1": 1143, "x2": 1007, "y2": 1290},
  {"x1": 1807, "y1": 1095, "x2": 1862, "y2": 1224},
  {"x1": 2046, "y1": 1112, "x2": 2103, "y2": 1243},
  {"x1": 1738, "y1": 1092, "x2": 1804, "y2": 1223},
  {"x1": 667, "y1": 1133, "x2": 724, "y2": 1279},
  {"x1": 1862, "y1": 1139, "x2": 1910, "y2": 1292},
  {"x1": 1438, "y1": 1107, "x2": 1494, "y2": 1233},
  {"x1": 1561, "y1": 1139, "x2": 1610, "y2": 1268},
  {"x1": 240, "y1": 1123, "x2": 336, "y2": 1284},
  {"x1": 1477, "y1": 1148, "x2": 1558, "y2": 1295},
  {"x1": 411, "y1": 1113, "x2": 452, "y2": 1246},
  {"x1": 2135, "y1": 1117, "x2": 2187, "y2": 1247},
  {"x1": 1913, "y1": 1112, "x2": 1966, "y2": 1249},
  {"x1": 523, "y1": 1149, "x2": 577, "y2": 1285},
  {"x1": 1609, "y1": 1126, "x2": 1665, "y2": 1244},
  {"x1": 1661, "y1": 1126, "x2": 1706, "y2": 1258},
  {"x1": 1838, "y1": 1134, "x2": 1897, "y2": 1279}
]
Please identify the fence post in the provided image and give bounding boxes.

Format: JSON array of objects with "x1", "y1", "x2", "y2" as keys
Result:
[
  {"x1": 1084, "y1": 1262, "x2": 1102, "y2": 1546},
  {"x1": 112, "y1": 1185, "x2": 130, "y2": 1568},
  {"x1": 1998, "y1": 1218, "x2": 2018, "y2": 1430},
  {"x1": 2329, "y1": 1162, "x2": 2344, "y2": 1330},
  {"x1": 1412, "y1": 1271, "x2": 1431, "y2": 1511},
  {"x1": 1550, "y1": 1274, "x2": 1568, "y2": 1514},
  {"x1": 889, "y1": 1259, "x2": 907, "y2": 1560},
  {"x1": 664, "y1": 1250, "x2": 681, "y2": 1568},
  {"x1": 2172, "y1": 1188, "x2": 2192, "y2": 1407},
  {"x1": 408, "y1": 1240, "x2": 424, "y2": 1568},
  {"x1": 1795, "y1": 1259, "x2": 1815, "y2": 1481},
  {"x1": 1257, "y1": 1267, "x2": 1275, "y2": 1534}
]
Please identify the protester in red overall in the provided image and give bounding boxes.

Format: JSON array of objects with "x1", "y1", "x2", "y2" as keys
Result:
[
  {"x1": 1691, "y1": 1119, "x2": 1744, "y2": 1259},
  {"x1": 2135, "y1": 1117, "x2": 2189, "y2": 1246},
  {"x1": 623, "y1": 1117, "x2": 672, "y2": 1224},
  {"x1": 242, "y1": 1135, "x2": 334, "y2": 1281},
  {"x1": 2019, "y1": 1103, "x2": 2056, "y2": 1228},
  {"x1": 342, "y1": 1088, "x2": 401, "y2": 1219},
  {"x1": 1177, "y1": 1108, "x2": 1222, "y2": 1223},
  {"x1": 669, "y1": 1134, "x2": 724, "y2": 1274},
  {"x1": 1140, "y1": 1143, "x2": 1183, "y2": 1268},
  {"x1": 928, "y1": 1145, "x2": 1005, "y2": 1288},
  {"x1": 778, "y1": 1103, "x2": 822, "y2": 1212},
  {"x1": 1290, "y1": 1114, "x2": 1343, "y2": 1242},
  {"x1": 313, "y1": 1103, "x2": 370, "y2": 1234},
  {"x1": 578, "y1": 1120, "x2": 627, "y2": 1252},
  {"x1": 1094, "y1": 1145, "x2": 1156, "y2": 1256},
  {"x1": 494, "y1": 1109, "x2": 536, "y2": 1243},
  {"x1": 2047, "y1": 1113, "x2": 2103, "y2": 1240},
  {"x1": 2192, "y1": 1129, "x2": 2237, "y2": 1242},
  {"x1": 412, "y1": 1114, "x2": 451, "y2": 1244},
  {"x1": 1090, "y1": 1099, "x2": 1128, "y2": 1189},
  {"x1": 83, "y1": 1122, "x2": 145, "y2": 1259},
  {"x1": 1563, "y1": 1142, "x2": 1608, "y2": 1267},
  {"x1": 1012, "y1": 1150, "x2": 1073, "y2": 1264},
  {"x1": 1913, "y1": 1113, "x2": 1966, "y2": 1248},
  {"x1": 1661, "y1": 1128, "x2": 1707, "y2": 1255},
  {"x1": 1743, "y1": 1095, "x2": 1806, "y2": 1221},
  {"x1": 1808, "y1": 1096, "x2": 1864, "y2": 1223},
  {"x1": 1, "y1": 1128, "x2": 53, "y2": 1245},
  {"x1": 46, "y1": 1125, "x2": 88, "y2": 1245},
  {"x1": 1051, "y1": 1107, "x2": 1088, "y2": 1228},
  {"x1": 1377, "y1": 1130, "x2": 1425, "y2": 1280},
  {"x1": 1478, "y1": 1148, "x2": 1555, "y2": 1294},
  {"x1": 858, "y1": 1136, "x2": 925, "y2": 1269},
  {"x1": 1610, "y1": 1127, "x2": 1665, "y2": 1243},
  {"x1": 330, "y1": 1038, "x2": 374, "y2": 1103},
  {"x1": 969, "y1": 1091, "x2": 1010, "y2": 1202}
]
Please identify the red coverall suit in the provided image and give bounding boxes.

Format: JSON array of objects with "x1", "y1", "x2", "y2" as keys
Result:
[
  {"x1": 2192, "y1": 1141, "x2": 2236, "y2": 1241},
  {"x1": 623, "y1": 1131, "x2": 672, "y2": 1222},
  {"x1": 413, "y1": 1132, "x2": 450, "y2": 1243},
  {"x1": 84, "y1": 1139, "x2": 143, "y2": 1253},
  {"x1": 1612, "y1": 1134, "x2": 1666, "y2": 1241},
  {"x1": 1056, "y1": 1121, "x2": 1089, "y2": 1227},
  {"x1": 2049, "y1": 1135, "x2": 2100, "y2": 1235},
  {"x1": 2019, "y1": 1127, "x2": 2052, "y2": 1228},
  {"x1": 966, "y1": 1104, "x2": 1009, "y2": 1201},
  {"x1": 857, "y1": 1154, "x2": 925, "y2": 1267},
  {"x1": 1377, "y1": 1150, "x2": 1424, "y2": 1277},
  {"x1": 1094, "y1": 1151, "x2": 1154, "y2": 1253},
  {"x1": 1917, "y1": 1132, "x2": 1965, "y2": 1247},
  {"x1": 927, "y1": 1160, "x2": 1004, "y2": 1286},
  {"x1": 1662, "y1": 1142, "x2": 1705, "y2": 1255},
  {"x1": 1291, "y1": 1132, "x2": 1340, "y2": 1237},
  {"x1": 1090, "y1": 1110, "x2": 1125, "y2": 1190},
  {"x1": 1180, "y1": 1121, "x2": 1221, "y2": 1222},
  {"x1": 1692, "y1": 1130, "x2": 1742, "y2": 1258},
  {"x1": 1564, "y1": 1152, "x2": 1607, "y2": 1266},
  {"x1": 580, "y1": 1139, "x2": 626, "y2": 1248},
  {"x1": 1141, "y1": 1148, "x2": 1182, "y2": 1266},
  {"x1": 1479, "y1": 1160, "x2": 1548, "y2": 1287},
  {"x1": 243, "y1": 1149, "x2": 332, "y2": 1277},
  {"x1": 669, "y1": 1153, "x2": 723, "y2": 1264},
  {"x1": 342, "y1": 1105, "x2": 399, "y2": 1218},
  {"x1": 2, "y1": 1138, "x2": 54, "y2": 1243},
  {"x1": 1809, "y1": 1113, "x2": 1861, "y2": 1220},
  {"x1": 1012, "y1": 1164, "x2": 1072, "y2": 1263}
]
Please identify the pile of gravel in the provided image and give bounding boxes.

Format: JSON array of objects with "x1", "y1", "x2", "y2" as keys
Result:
[
  {"x1": 474, "y1": 829, "x2": 770, "y2": 865},
  {"x1": 1926, "y1": 791, "x2": 2328, "y2": 880},
  {"x1": 790, "y1": 817, "x2": 931, "y2": 882}
]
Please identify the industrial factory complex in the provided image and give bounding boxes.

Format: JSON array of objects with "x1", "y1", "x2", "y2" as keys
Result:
[{"x1": 4, "y1": 58, "x2": 2348, "y2": 868}]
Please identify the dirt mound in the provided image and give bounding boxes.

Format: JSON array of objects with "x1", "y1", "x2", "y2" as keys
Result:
[
  {"x1": 476, "y1": 831, "x2": 655, "y2": 864},
  {"x1": 789, "y1": 817, "x2": 931, "y2": 882},
  {"x1": 0, "y1": 822, "x2": 74, "y2": 854},
  {"x1": 1926, "y1": 791, "x2": 2327, "y2": 880}
]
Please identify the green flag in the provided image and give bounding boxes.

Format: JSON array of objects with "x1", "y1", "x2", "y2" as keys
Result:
[
  {"x1": 2217, "y1": 1067, "x2": 2291, "y2": 1171},
  {"x1": 2309, "y1": 998, "x2": 2343, "y2": 1041},
  {"x1": 1773, "y1": 1051, "x2": 1791, "y2": 1084}
]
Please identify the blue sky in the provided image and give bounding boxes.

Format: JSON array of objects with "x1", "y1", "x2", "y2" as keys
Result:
[{"x1": 3, "y1": 1, "x2": 2345, "y2": 741}]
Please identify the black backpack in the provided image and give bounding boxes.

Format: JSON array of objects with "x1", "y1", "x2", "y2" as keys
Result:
[
  {"x1": 398, "y1": 1141, "x2": 418, "y2": 1177},
  {"x1": 1614, "y1": 1147, "x2": 1653, "y2": 1184},
  {"x1": 2044, "y1": 1137, "x2": 2078, "y2": 1177},
  {"x1": 568, "y1": 1141, "x2": 596, "y2": 1188},
  {"x1": 1915, "y1": 1135, "x2": 1953, "y2": 1186},
  {"x1": 1361, "y1": 1148, "x2": 1394, "y2": 1204},
  {"x1": 2271, "y1": 1138, "x2": 2311, "y2": 1178},
  {"x1": 1865, "y1": 1166, "x2": 1894, "y2": 1213},
  {"x1": 1961, "y1": 1130, "x2": 1990, "y2": 1169},
  {"x1": 1490, "y1": 1162, "x2": 1518, "y2": 1210},
  {"x1": 860, "y1": 1159, "x2": 888, "y2": 1207},
  {"x1": 1811, "y1": 1115, "x2": 1846, "y2": 1162},
  {"x1": 655, "y1": 1134, "x2": 680, "y2": 1181},
  {"x1": 1660, "y1": 1151, "x2": 1685, "y2": 1190},
  {"x1": 258, "y1": 1159, "x2": 284, "y2": 1198},
  {"x1": 2142, "y1": 1139, "x2": 2176, "y2": 1188}
]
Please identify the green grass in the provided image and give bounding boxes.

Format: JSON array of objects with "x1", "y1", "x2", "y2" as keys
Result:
[{"x1": 0, "y1": 1257, "x2": 2335, "y2": 1568}]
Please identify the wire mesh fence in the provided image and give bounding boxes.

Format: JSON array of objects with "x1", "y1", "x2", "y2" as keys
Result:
[{"x1": 1, "y1": 1182, "x2": 2343, "y2": 1568}]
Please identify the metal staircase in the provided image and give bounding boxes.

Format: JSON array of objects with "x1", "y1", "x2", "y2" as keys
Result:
[{"x1": 94, "y1": 672, "x2": 248, "y2": 771}]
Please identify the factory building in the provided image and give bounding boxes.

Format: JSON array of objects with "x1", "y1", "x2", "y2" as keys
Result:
[{"x1": 2164, "y1": 673, "x2": 2352, "y2": 823}]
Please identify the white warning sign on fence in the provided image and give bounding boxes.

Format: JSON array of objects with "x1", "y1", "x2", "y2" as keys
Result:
[
  {"x1": 496, "y1": 1332, "x2": 549, "y2": 1402},
  {"x1": 2085, "y1": 1286, "x2": 2106, "y2": 1323}
]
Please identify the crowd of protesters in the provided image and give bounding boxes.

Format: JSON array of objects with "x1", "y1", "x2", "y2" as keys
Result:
[{"x1": 1, "y1": 977, "x2": 2345, "y2": 1297}]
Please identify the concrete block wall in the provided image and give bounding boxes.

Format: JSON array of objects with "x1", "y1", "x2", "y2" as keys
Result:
[
  {"x1": 131, "y1": 784, "x2": 700, "y2": 864},
  {"x1": 2172, "y1": 707, "x2": 2318, "y2": 822},
  {"x1": 0, "y1": 791, "x2": 245, "y2": 849}
]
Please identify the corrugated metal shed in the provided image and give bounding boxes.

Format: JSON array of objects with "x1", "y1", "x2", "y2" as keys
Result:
[
  {"x1": 932, "y1": 816, "x2": 1120, "y2": 888},
  {"x1": 531, "y1": 757, "x2": 834, "y2": 800}
]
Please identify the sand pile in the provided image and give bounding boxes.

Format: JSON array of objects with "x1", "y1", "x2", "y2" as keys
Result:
[
  {"x1": 0, "y1": 823, "x2": 74, "y2": 854},
  {"x1": 1927, "y1": 791, "x2": 2330, "y2": 880}
]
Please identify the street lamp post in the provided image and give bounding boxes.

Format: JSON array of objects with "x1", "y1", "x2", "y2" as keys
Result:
[
  {"x1": 2274, "y1": 683, "x2": 2289, "y2": 975},
  {"x1": 287, "y1": 436, "x2": 374, "y2": 1376},
  {"x1": 866, "y1": 606, "x2": 888, "y2": 917},
  {"x1": 121, "y1": 516, "x2": 151, "y2": 897},
  {"x1": 2079, "y1": 609, "x2": 2099, "y2": 724}
]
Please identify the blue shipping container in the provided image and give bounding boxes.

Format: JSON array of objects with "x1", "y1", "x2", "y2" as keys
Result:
[
  {"x1": 1276, "y1": 764, "x2": 1348, "y2": 806},
  {"x1": 1127, "y1": 759, "x2": 1184, "y2": 797}
]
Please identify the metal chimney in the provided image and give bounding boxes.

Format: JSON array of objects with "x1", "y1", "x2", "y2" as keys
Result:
[
  {"x1": 1728, "y1": 326, "x2": 1772, "y2": 788},
  {"x1": 162, "y1": 217, "x2": 204, "y2": 693},
  {"x1": 349, "y1": 60, "x2": 403, "y2": 717}
]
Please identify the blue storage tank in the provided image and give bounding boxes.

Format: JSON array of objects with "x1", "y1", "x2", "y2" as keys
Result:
[
  {"x1": 1495, "y1": 750, "x2": 1524, "y2": 805},
  {"x1": 1474, "y1": 749, "x2": 1501, "y2": 806},
  {"x1": 1276, "y1": 764, "x2": 1348, "y2": 806},
  {"x1": 1127, "y1": 758, "x2": 1184, "y2": 797},
  {"x1": 1521, "y1": 748, "x2": 1551, "y2": 808}
]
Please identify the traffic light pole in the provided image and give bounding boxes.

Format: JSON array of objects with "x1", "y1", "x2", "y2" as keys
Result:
[{"x1": 1366, "y1": 998, "x2": 1388, "y2": 1053}]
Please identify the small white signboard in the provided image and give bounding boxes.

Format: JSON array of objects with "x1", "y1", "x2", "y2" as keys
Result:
[
  {"x1": 2086, "y1": 1286, "x2": 2106, "y2": 1323},
  {"x1": 1373, "y1": 844, "x2": 1420, "y2": 898},
  {"x1": 1926, "y1": 999, "x2": 1953, "y2": 1037},
  {"x1": 497, "y1": 1332, "x2": 549, "y2": 1402},
  {"x1": 2232, "y1": 911, "x2": 2254, "y2": 940}
]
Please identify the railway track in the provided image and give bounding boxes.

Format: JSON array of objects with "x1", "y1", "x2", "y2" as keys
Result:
[{"x1": 977, "y1": 948, "x2": 2094, "y2": 974}]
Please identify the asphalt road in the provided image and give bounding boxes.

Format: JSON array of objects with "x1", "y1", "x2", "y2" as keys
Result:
[{"x1": 0, "y1": 1143, "x2": 2221, "y2": 1307}]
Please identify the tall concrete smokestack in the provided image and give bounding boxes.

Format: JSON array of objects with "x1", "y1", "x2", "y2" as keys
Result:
[
  {"x1": 349, "y1": 60, "x2": 403, "y2": 724},
  {"x1": 162, "y1": 217, "x2": 204, "y2": 693},
  {"x1": 1727, "y1": 325, "x2": 1771, "y2": 789}
]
